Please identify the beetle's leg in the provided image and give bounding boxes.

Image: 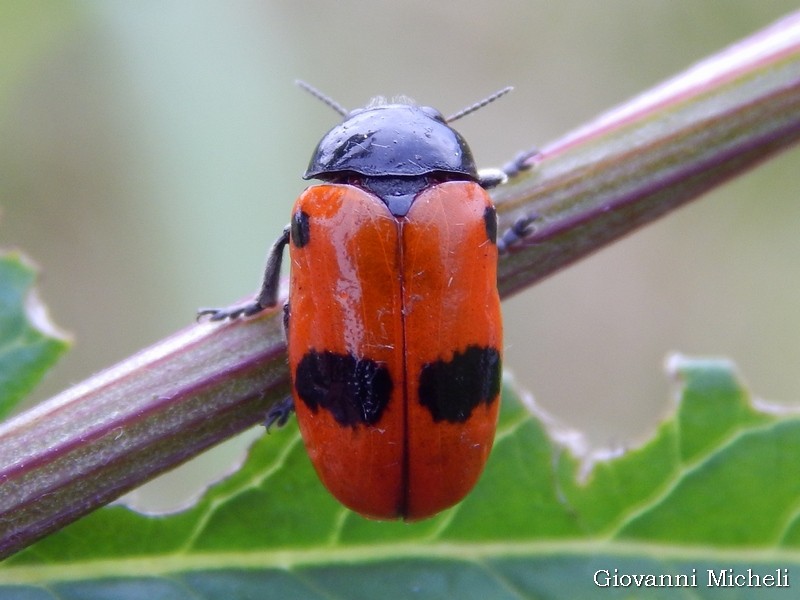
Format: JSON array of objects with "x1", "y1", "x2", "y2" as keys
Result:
[
  {"x1": 198, "y1": 224, "x2": 291, "y2": 321},
  {"x1": 265, "y1": 394, "x2": 295, "y2": 431},
  {"x1": 478, "y1": 147, "x2": 539, "y2": 189},
  {"x1": 500, "y1": 147, "x2": 540, "y2": 180},
  {"x1": 253, "y1": 224, "x2": 292, "y2": 309},
  {"x1": 478, "y1": 146, "x2": 540, "y2": 253},
  {"x1": 497, "y1": 214, "x2": 538, "y2": 255},
  {"x1": 261, "y1": 300, "x2": 295, "y2": 430}
]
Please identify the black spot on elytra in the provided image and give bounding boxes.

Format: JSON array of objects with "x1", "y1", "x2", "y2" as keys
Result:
[
  {"x1": 418, "y1": 345, "x2": 501, "y2": 423},
  {"x1": 483, "y1": 206, "x2": 498, "y2": 244},
  {"x1": 295, "y1": 350, "x2": 393, "y2": 427},
  {"x1": 291, "y1": 210, "x2": 311, "y2": 248}
]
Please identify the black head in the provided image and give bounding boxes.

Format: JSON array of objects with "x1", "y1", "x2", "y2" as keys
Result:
[{"x1": 303, "y1": 102, "x2": 478, "y2": 181}]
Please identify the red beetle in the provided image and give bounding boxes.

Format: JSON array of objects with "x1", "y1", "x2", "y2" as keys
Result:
[{"x1": 202, "y1": 84, "x2": 533, "y2": 520}]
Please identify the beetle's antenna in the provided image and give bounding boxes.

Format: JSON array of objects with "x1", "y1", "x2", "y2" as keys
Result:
[
  {"x1": 296, "y1": 80, "x2": 348, "y2": 117},
  {"x1": 446, "y1": 86, "x2": 513, "y2": 123}
]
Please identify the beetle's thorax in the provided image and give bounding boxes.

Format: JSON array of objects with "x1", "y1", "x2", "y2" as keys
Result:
[{"x1": 304, "y1": 103, "x2": 478, "y2": 217}]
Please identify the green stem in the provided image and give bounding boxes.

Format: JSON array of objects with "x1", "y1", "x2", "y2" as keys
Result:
[
  {"x1": 2, "y1": 10, "x2": 800, "y2": 560},
  {"x1": 495, "y1": 11, "x2": 800, "y2": 296}
]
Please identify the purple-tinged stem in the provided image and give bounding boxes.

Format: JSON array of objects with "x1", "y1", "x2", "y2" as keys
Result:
[{"x1": 3, "y1": 10, "x2": 800, "y2": 559}]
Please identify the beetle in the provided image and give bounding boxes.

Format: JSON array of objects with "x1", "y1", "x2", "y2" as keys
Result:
[{"x1": 201, "y1": 83, "x2": 534, "y2": 520}]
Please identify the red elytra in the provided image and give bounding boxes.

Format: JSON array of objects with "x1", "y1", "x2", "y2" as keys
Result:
[{"x1": 287, "y1": 182, "x2": 501, "y2": 520}]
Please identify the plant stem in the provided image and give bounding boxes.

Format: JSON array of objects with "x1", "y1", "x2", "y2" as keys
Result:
[
  {"x1": 0, "y1": 314, "x2": 290, "y2": 559},
  {"x1": 3, "y1": 11, "x2": 800, "y2": 559},
  {"x1": 495, "y1": 11, "x2": 800, "y2": 297}
]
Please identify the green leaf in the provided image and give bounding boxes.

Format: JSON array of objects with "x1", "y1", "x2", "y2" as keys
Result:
[
  {"x1": 0, "y1": 251, "x2": 70, "y2": 419},
  {"x1": 1, "y1": 356, "x2": 798, "y2": 598}
]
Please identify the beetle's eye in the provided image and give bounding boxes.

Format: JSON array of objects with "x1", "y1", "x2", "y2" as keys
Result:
[{"x1": 420, "y1": 106, "x2": 445, "y2": 121}]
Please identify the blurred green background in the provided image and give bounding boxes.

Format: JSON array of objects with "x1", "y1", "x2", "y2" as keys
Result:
[{"x1": 2, "y1": 1, "x2": 800, "y2": 510}]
